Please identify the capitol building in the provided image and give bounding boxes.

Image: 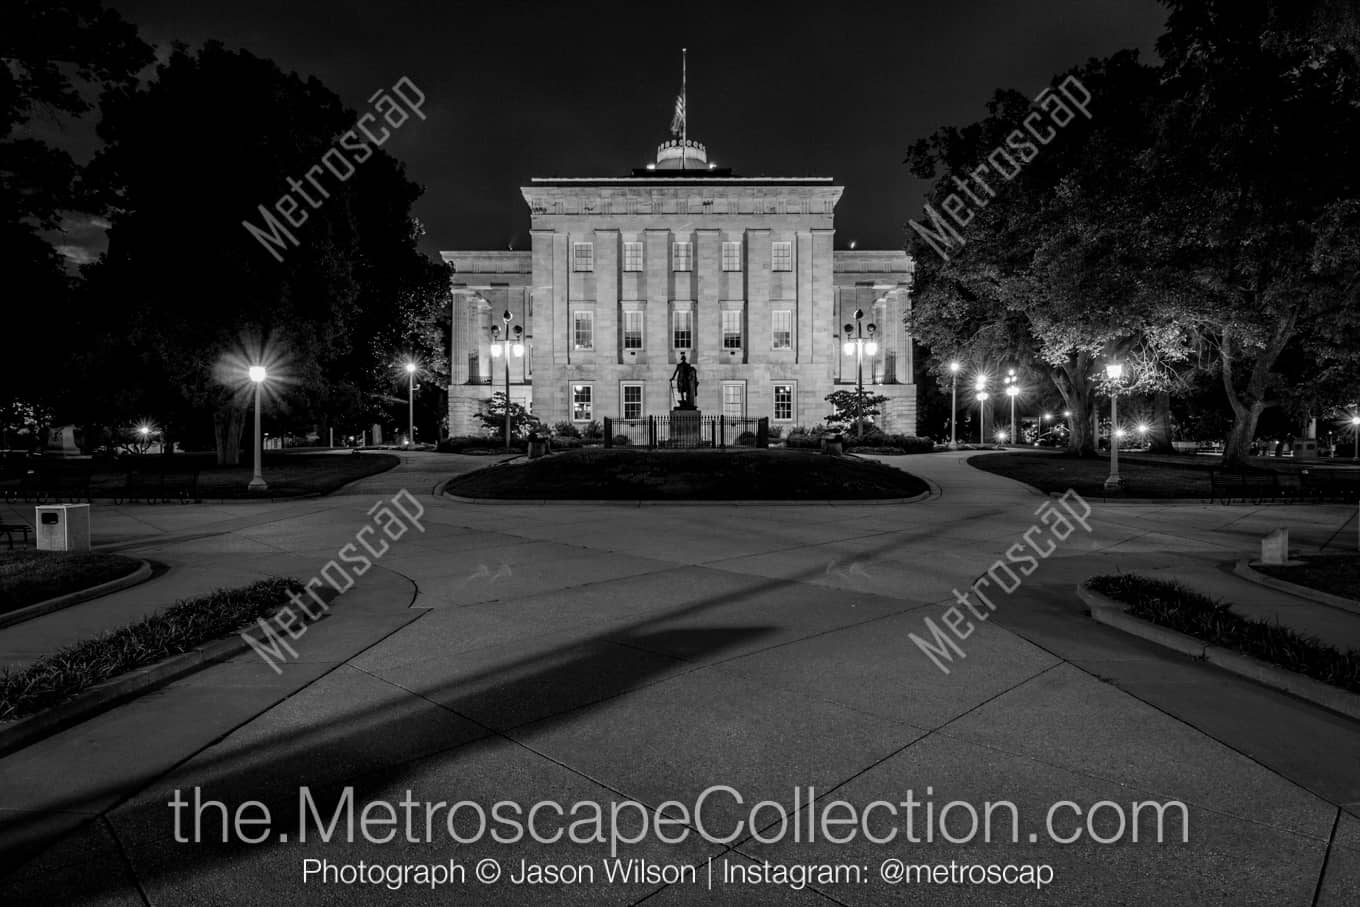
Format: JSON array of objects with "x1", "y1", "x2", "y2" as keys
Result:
[{"x1": 442, "y1": 131, "x2": 917, "y2": 436}]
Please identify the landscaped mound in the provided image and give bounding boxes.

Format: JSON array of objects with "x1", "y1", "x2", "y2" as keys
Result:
[
  {"x1": 443, "y1": 448, "x2": 930, "y2": 501},
  {"x1": 0, "y1": 550, "x2": 143, "y2": 615},
  {"x1": 0, "y1": 577, "x2": 304, "y2": 721},
  {"x1": 1086, "y1": 574, "x2": 1360, "y2": 693}
]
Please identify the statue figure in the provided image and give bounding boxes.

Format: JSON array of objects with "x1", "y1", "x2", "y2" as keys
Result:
[{"x1": 670, "y1": 353, "x2": 699, "y2": 409}]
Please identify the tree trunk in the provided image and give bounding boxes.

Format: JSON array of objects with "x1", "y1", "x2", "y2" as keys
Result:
[
  {"x1": 1222, "y1": 398, "x2": 1266, "y2": 467},
  {"x1": 1148, "y1": 391, "x2": 1174, "y2": 454},
  {"x1": 1053, "y1": 355, "x2": 1098, "y2": 457},
  {"x1": 1219, "y1": 315, "x2": 1293, "y2": 468},
  {"x1": 213, "y1": 405, "x2": 245, "y2": 466}
]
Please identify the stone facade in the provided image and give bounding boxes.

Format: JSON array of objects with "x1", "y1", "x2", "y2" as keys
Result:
[{"x1": 443, "y1": 144, "x2": 916, "y2": 436}]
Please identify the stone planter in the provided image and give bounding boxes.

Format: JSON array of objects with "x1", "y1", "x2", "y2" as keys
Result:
[
  {"x1": 527, "y1": 434, "x2": 548, "y2": 459},
  {"x1": 822, "y1": 433, "x2": 844, "y2": 456}
]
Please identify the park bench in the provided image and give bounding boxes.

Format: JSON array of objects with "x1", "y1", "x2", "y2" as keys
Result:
[
  {"x1": 2, "y1": 461, "x2": 94, "y2": 503},
  {"x1": 1297, "y1": 469, "x2": 1360, "y2": 504},
  {"x1": 1208, "y1": 466, "x2": 1281, "y2": 505},
  {"x1": 0, "y1": 522, "x2": 30, "y2": 549},
  {"x1": 116, "y1": 464, "x2": 201, "y2": 503}
]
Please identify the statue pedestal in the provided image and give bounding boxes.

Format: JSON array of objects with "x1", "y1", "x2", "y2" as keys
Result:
[{"x1": 670, "y1": 408, "x2": 702, "y2": 448}]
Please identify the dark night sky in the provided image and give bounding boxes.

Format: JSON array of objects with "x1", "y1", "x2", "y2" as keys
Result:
[{"x1": 56, "y1": 0, "x2": 1169, "y2": 261}]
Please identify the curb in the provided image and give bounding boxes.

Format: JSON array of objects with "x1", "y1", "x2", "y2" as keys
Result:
[
  {"x1": 0, "y1": 593, "x2": 335, "y2": 757},
  {"x1": 1232, "y1": 558, "x2": 1360, "y2": 616},
  {"x1": 0, "y1": 560, "x2": 153, "y2": 630},
  {"x1": 441, "y1": 491, "x2": 932, "y2": 507},
  {"x1": 1076, "y1": 583, "x2": 1360, "y2": 722}
]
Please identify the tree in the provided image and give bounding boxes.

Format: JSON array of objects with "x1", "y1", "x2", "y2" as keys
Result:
[
  {"x1": 2, "y1": 1, "x2": 153, "y2": 414},
  {"x1": 81, "y1": 42, "x2": 452, "y2": 463},
  {"x1": 1143, "y1": 0, "x2": 1360, "y2": 464},
  {"x1": 905, "y1": 53, "x2": 1182, "y2": 456},
  {"x1": 477, "y1": 393, "x2": 541, "y2": 440},
  {"x1": 824, "y1": 389, "x2": 889, "y2": 433},
  {"x1": 904, "y1": 1, "x2": 1360, "y2": 465}
]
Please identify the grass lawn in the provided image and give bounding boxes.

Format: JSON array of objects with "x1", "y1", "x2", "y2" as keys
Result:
[
  {"x1": 1256, "y1": 555, "x2": 1360, "y2": 601},
  {"x1": 971, "y1": 451, "x2": 1214, "y2": 498},
  {"x1": 77, "y1": 451, "x2": 399, "y2": 499},
  {"x1": 444, "y1": 448, "x2": 931, "y2": 500},
  {"x1": 0, "y1": 550, "x2": 143, "y2": 615}
]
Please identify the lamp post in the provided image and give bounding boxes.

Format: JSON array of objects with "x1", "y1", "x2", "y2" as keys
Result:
[
  {"x1": 248, "y1": 365, "x2": 268, "y2": 491},
  {"x1": 1351, "y1": 414, "x2": 1360, "y2": 460},
  {"x1": 948, "y1": 361, "x2": 960, "y2": 449},
  {"x1": 974, "y1": 375, "x2": 989, "y2": 446},
  {"x1": 489, "y1": 310, "x2": 525, "y2": 452},
  {"x1": 404, "y1": 362, "x2": 417, "y2": 448},
  {"x1": 1104, "y1": 362, "x2": 1124, "y2": 491},
  {"x1": 1004, "y1": 370, "x2": 1019, "y2": 446},
  {"x1": 842, "y1": 309, "x2": 878, "y2": 439}
]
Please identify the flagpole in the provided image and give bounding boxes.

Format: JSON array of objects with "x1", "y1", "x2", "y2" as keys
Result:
[{"x1": 681, "y1": 48, "x2": 687, "y2": 168}]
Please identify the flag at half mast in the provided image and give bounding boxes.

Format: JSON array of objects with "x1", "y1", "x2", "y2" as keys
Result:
[{"x1": 669, "y1": 48, "x2": 687, "y2": 143}]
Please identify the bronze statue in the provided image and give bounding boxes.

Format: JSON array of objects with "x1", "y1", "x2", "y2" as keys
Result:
[{"x1": 670, "y1": 353, "x2": 699, "y2": 409}]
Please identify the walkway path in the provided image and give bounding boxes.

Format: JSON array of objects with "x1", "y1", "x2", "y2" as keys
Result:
[{"x1": 0, "y1": 450, "x2": 1356, "y2": 905}]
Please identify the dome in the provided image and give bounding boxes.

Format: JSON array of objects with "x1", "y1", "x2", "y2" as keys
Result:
[{"x1": 654, "y1": 139, "x2": 708, "y2": 170}]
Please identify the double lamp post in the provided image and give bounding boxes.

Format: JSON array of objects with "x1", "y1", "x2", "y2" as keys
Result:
[
  {"x1": 489, "y1": 309, "x2": 525, "y2": 452},
  {"x1": 842, "y1": 309, "x2": 878, "y2": 439}
]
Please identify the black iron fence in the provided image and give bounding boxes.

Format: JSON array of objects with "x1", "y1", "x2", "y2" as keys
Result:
[{"x1": 602, "y1": 416, "x2": 769, "y2": 449}]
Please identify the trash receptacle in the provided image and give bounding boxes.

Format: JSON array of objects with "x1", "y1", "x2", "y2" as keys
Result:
[
  {"x1": 35, "y1": 504, "x2": 91, "y2": 552},
  {"x1": 1292, "y1": 439, "x2": 1318, "y2": 461}
]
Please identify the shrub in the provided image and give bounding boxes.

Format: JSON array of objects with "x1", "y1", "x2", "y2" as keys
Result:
[
  {"x1": 766, "y1": 425, "x2": 785, "y2": 440},
  {"x1": 612, "y1": 434, "x2": 631, "y2": 447},
  {"x1": 736, "y1": 431, "x2": 758, "y2": 446},
  {"x1": 437, "y1": 436, "x2": 526, "y2": 453},
  {"x1": 1087, "y1": 574, "x2": 1360, "y2": 694},
  {"x1": 552, "y1": 421, "x2": 581, "y2": 439},
  {"x1": 552, "y1": 437, "x2": 584, "y2": 450},
  {"x1": 0, "y1": 578, "x2": 305, "y2": 721},
  {"x1": 582, "y1": 420, "x2": 604, "y2": 441}
]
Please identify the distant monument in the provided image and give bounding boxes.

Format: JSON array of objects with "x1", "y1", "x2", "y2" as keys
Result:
[{"x1": 670, "y1": 354, "x2": 699, "y2": 411}]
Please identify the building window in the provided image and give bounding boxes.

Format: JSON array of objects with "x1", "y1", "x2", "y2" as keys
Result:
[
  {"x1": 722, "y1": 382, "x2": 745, "y2": 419},
  {"x1": 771, "y1": 241, "x2": 792, "y2": 272},
  {"x1": 771, "y1": 309, "x2": 792, "y2": 350},
  {"x1": 773, "y1": 384, "x2": 794, "y2": 421},
  {"x1": 623, "y1": 241, "x2": 643, "y2": 272},
  {"x1": 572, "y1": 242, "x2": 594, "y2": 271},
  {"x1": 623, "y1": 310, "x2": 643, "y2": 350},
  {"x1": 721, "y1": 241, "x2": 742, "y2": 271},
  {"x1": 572, "y1": 384, "x2": 593, "y2": 421},
  {"x1": 622, "y1": 383, "x2": 643, "y2": 420},
  {"x1": 573, "y1": 311, "x2": 594, "y2": 350},
  {"x1": 672, "y1": 309, "x2": 692, "y2": 349},
  {"x1": 672, "y1": 241, "x2": 693, "y2": 271},
  {"x1": 721, "y1": 309, "x2": 742, "y2": 349}
]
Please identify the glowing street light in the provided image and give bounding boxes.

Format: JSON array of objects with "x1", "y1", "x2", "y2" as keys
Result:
[
  {"x1": 1003, "y1": 369, "x2": 1020, "y2": 446},
  {"x1": 948, "y1": 361, "x2": 961, "y2": 449},
  {"x1": 404, "y1": 361, "x2": 418, "y2": 448},
  {"x1": 1104, "y1": 362, "x2": 1124, "y2": 492},
  {"x1": 975, "y1": 375, "x2": 990, "y2": 447},
  {"x1": 843, "y1": 310, "x2": 878, "y2": 439},
  {"x1": 248, "y1": 365, "x2": 268, "y2": 491},
  {"x1": 1351, "y1": 413, "x2": 1360, "y2": 460},
  {"x1": 489, "y1": 311, "x2": 524, "y2": 451}
]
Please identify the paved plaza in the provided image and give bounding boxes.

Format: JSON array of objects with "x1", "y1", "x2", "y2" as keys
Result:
[{"x1": 1, "y1": 451, "x2": 1358, "y2": 905}]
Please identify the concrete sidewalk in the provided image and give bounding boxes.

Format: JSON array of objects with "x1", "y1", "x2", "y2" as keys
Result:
[{"x1": 1, "y1": 449, "x2": 1357, "y2": 905}]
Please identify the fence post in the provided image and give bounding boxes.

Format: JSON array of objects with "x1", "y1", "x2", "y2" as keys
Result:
[
  {"x1": 604, "y1": 417, "x2": 612, "y2": 449},
  {"x1": 758, "y1": 417, "x2": 768, "y2": 448},
  {"x1": 648, "y1": 416, "x2": 656, "y2": 449},
  {"x1": 710, "y1": 418, "x2": 716, "y2": 449},
  {"x1": 719, "y1": 417, "x2": 726, "y2": 449}
]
